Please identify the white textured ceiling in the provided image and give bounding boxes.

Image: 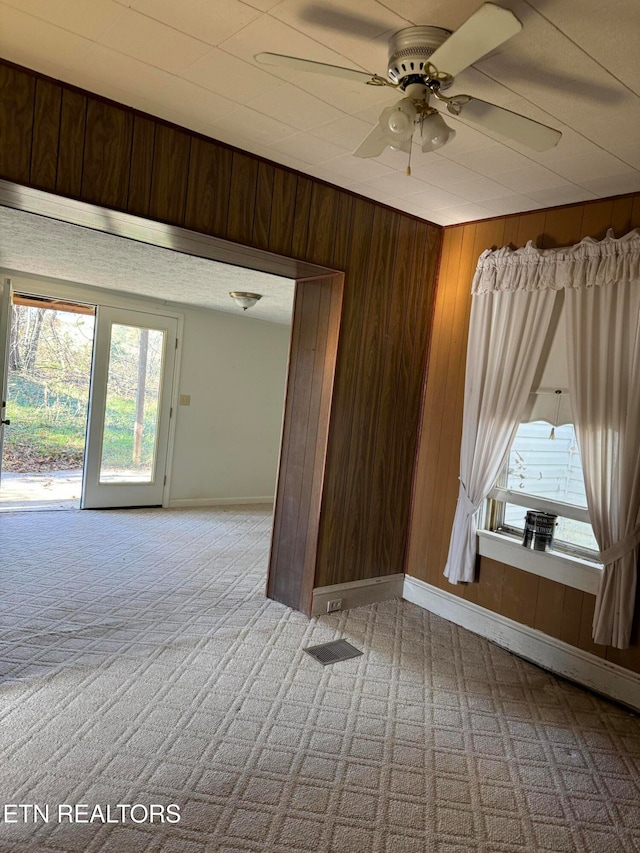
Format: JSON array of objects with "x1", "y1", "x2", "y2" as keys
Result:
[
  {"x1": 0, "y1": 207, "x2": 295, "y2": 323},
  {"x1": 0, "y1": 0, "x2": 639, "y2": 225}
]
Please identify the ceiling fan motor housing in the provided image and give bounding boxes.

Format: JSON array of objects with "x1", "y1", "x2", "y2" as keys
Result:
[{"x1": 387, "y1": 26, "x2": 454, "y2": 89}]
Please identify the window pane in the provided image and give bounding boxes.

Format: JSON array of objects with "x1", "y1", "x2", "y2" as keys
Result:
[
  {"x1": 99, "y1": 324, "x2": 165, "y2": 483},
  {"x1": 503, "y1": 502, "x2": 599, "y2": 552},
  {"x1": 506, "y1": 421, "x2": 587, "y2": 507}
]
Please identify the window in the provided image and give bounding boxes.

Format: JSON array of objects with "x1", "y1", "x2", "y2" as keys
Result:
[{"x1": 487, "y1": 419, "x2": 600, "y2": 560}]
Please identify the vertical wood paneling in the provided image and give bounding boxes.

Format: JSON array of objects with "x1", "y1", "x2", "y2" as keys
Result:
[
  {"x1": 292, "y1": 281, "x2": 330, "y2": 605},
  {"x1": 56, "y1": 89, "x2": 87, "y2": 197},
  {"x1": 366, "y1": 213, "x2": 411, "y2": 574},
  {"x1": 339, "y1": 207, "x2": 399, "y2": 579},
  {"x1": 268, "y1": 274, "x2": 343, "y2": 613},
  {"x1": 539, "y1": 205, "x2": 584, "y2": 249},
  {"x1": 127, "y1": 116, "x2": 155, "y2": 218},
  {"x1": 606, "y1": 584, "x2": 640, "y2": 670},
  {"x1": 331, "y1": 193, "x2": 354, "y2": 271},
  {"x1": 475, "y1": 557, "x2": 504, "y2": 613},
  {"x1": 148, "y1": 124, "x2": 190, "y2": 224},
  {"x1": 184, "y1": 137, "x2": 232, "y2": 236},
  {"x1": 380, "y1": 219, "x2": 420, "y2": 574},
  {"x1": 291, "y1": 176, "x2": 313, "y2": 258},
  {"x1": 226, "y1": 150, "x2": 258, "y2": 243},
  {"x1": 252, "y1": 161, "x2": 275, "y2": 250},
  {"x1": 611, "y1": 195, "x2": 633, "y2": 235},
  {"x1": 0, "y1": 63, "x2": 34, "y2": 183},
  {"x1": 269, "y1": 284, "x2": 321, "y2": 609},
  {"x1": 534, "y1": 577, "x2": 566, "y2": 639},
  {"x1": 559, "y1": 587, "x2": 584, "y2": 648},
  {"x1": 580, "y1": 200, "x2": 613, "y2": 241},
  {"x1": 82, "y1": 100, "x2": 133, "y2": 210},
  {"x1": 300, "y1": 277, "x2": 344, "y2": 611},
  {"x1": 499, "y1": 566, "x2": 539, "y2": 627},
  {"x1": 406, "y1": 226, "x2": 462, "y2": 585},
  {"x1": 578, "y1": 594, "x2": 606, "y2": 658},
  {"x1": 306, "y1": 183, "x2": 340, "y2": 267},
  {"x1": 516, "y1": 211, "x2": 546, "y2": 246},
  {"x1": 268, "y1": 169, "x2": 297, "y2": 257},
  {"x1": 502, "y1": 215, "x2": 520, "y2": 248},
  {"x1": 316, "y1": 198, "x2": 375, "y2": 586},
  {"x1": 408, "y1": 193, "x2": 640, "y2": 674},
  {"x1": 30, "y1": 78, "x2": 61, "y2": 191},
  {"x1": 431, "y1": 223, "x2": 480, "y2": 590},
  {"x1": 393, "y1": 223, "x2": 439, "y2": 573}
]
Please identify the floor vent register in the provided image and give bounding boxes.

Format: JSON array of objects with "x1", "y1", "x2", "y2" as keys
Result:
[{"x1": 304, "y1": 639, "x2": 363, "y2": 666}]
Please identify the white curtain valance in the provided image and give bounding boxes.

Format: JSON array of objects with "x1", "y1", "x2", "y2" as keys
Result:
[{"x1": 472, "y1": 228, "x2": 640, "y2": 294}]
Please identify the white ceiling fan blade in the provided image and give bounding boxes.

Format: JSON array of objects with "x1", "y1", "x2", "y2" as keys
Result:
[
  {"x1": 448, "y1": 97, "x2": 561, "y2": 151},
  {"x1": 354, "y1": 125, "x2": 390, "y2": 158},
  {"x1": 255, "y1": 52, "x2": 380, "y2": 84},
  {"x1": 428, "y1": 3, "x2": 522, "y2": 77}
]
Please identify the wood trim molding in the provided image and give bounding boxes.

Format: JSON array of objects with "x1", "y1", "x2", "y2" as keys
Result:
[
  {"x1": 268, "y1": 273, "x2": 345, "y2": 614},
  {"x1": 403, "y1": 575, "x2": 640, "y2": 712},
  {"x1": 312, "y1": 573, "x2": 405, "y2": 617}
]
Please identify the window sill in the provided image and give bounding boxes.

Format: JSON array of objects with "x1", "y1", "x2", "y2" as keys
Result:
[{"x1": 477, "y1": 530, "x2": 602, "y2": 595}]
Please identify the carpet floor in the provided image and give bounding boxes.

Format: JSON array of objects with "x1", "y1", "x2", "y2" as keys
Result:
[{"x1": 0, "y1": 505, "x2": 638, "y2": 853}]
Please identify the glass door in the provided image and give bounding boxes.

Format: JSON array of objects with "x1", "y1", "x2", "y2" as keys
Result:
[
  {"x1": 0, "y1": 277, "x2": 12, "y2": 485},
  {"x1": 82, "y1": 306, "x2": 177, "y2": 508}
]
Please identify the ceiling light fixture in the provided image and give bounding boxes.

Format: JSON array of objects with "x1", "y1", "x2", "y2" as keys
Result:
[
  {"x1": 229, "y1": 291, "x2": 262, "y2": 311},
  {"x1": 420, "y1": 111, "x2": 456, "y2": 152},
  {"x1": 380, "y1": 98, "x2": 418, "y2": 153}
]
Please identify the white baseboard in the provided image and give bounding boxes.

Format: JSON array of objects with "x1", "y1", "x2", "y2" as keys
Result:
[
  {"x1": 312, "y1": 573, "x2": 404, "y2": 617},
  {"x1": 403, "y1": 575, "x2": 640, "y2": 713},
  {"x1": 168, "y1": 497, "x2": 273, "y2": 508}
]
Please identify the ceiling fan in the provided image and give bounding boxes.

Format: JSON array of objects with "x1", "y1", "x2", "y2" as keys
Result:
[{"x1": 255, "y1": 3, "x2": 561, "y2": 161}]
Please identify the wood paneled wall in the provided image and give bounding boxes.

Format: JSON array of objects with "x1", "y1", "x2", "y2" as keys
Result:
[
  {"x1": 407, "y1": 192, "x2": 640, "y2": 674},
  {"x1": 0, "y1": 60, "x2": 441, "y2": 600},
  {"x1": 268, "y1": 273, "x2": 344, "y2": 612}
]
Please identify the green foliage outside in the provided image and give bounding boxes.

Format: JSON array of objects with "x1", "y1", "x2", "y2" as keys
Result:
[
  {"x1": 4, "y1": 374, "x2": 88, "y2": 470},
  {"x1": 3, "y1": 305, "x2": 161, "y2": 474}
]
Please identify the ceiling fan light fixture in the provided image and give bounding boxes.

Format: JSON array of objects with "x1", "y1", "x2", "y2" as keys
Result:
[
  {"x1": 378, "y1": 99, "x2": 417, "y2": 151},
  {"x1": 229, "y1": 291, "x2": 262, "y2": 311},
  {"x1": 420, "y1": 112, "x2": 456, "y2": 152}
]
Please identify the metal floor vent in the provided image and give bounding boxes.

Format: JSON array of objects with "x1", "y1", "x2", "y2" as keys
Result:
[{"x1": 304, "y1": 639, "x2": 363, "y2": 666}]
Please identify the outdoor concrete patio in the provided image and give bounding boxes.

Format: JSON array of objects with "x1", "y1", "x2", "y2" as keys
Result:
[{"x1": 0, "y1": 469, "x2": 82, "y2": 511}]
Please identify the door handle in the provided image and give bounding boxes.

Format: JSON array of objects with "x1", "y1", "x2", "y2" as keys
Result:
[{"x1": 1, "y1": 419, "x2": 9, "y2": 426}]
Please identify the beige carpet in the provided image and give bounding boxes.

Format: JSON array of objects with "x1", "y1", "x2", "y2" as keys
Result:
[{"x1": 0, "y1": 506, "x2": 638, "y2": 853}]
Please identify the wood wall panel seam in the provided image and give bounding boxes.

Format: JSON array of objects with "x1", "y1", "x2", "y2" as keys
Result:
[
  {"x1": 315, "y1": 198, "x2": 376, "y2": 587},
  {"x1": 30, "y1": 78, "x2": 62, "y2": 191}
]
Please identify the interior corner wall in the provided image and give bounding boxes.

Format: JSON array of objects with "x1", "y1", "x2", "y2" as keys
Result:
[
  {"x1": 406, "y1": 192, "x2": 640, "y2": 675},
  {"x1": 169, "y1": 307, "x2": 291, "y2": 505},
  {"x1": 0, "y1": 60, "x2": 443, "y2": 593}
]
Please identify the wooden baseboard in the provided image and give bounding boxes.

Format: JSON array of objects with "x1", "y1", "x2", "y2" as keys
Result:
[
  {"x1": 312, "y1": 574, "x2": 405, "y2": 617},
  {"x1": 403, "y1": 575, "x2": 640, "y2": 713}
]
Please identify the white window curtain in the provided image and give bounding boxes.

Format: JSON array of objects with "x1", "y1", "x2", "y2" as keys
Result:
[
  {"x1": 443, "y1": 284, "x2": 557, "y2": 584},
  {"x1": 564, "y1": 233, "x2": 640, "y2": 648},
  {"x1": 445, "y1": 228, "x2": 640, "y2": 649}
]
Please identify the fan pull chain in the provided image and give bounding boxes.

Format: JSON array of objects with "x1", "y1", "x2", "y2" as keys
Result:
[{"x1": 406, "y1": 144, "x2": 413, "y2": 176}]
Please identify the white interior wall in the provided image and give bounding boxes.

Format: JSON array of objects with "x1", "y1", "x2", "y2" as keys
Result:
[
  {"x1": 169, "y1": 306, "x2": 291, "y2": 505},
  {"x1": 5, "y1": 271, "x2": 292, "y2": 506}
]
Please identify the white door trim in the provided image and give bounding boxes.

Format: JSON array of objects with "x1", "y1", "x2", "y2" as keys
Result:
[{"x1": 82, "y1": 306, "x2": 179, "y2": 508}]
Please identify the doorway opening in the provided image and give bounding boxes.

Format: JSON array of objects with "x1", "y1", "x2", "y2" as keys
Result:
[{"x1": 0, "y1": 292, "x2": 95, "y2": 511}]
